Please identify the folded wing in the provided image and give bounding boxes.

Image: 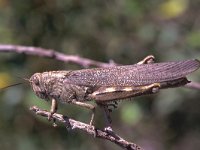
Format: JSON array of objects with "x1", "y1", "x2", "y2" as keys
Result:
[{"x1": 65, "y1": 59, "x2": 200, "y2": 87}]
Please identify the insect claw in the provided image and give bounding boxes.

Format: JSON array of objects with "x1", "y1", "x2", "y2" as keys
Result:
[
  {"x1": 47, "y1": 112, "x2": 53, "y2": 121},
  {"x1": 71, "y1": 125, "x2": 76, "y2": 130},
  {"x1": 47, "y1": 111, "x2": 57, "y2": 127},
  {"x1": 53, "y1": 121, "x2": 57, "y2": 127},
  {"x1": 104, "y1": 126, "x2": 113, "y2": 132},
  {"x1": 93, "y1": 128, "x2": 98, "y2": 138},
  {"x1": 104, "y1": 126, "x2": 120, "y2": 138}
]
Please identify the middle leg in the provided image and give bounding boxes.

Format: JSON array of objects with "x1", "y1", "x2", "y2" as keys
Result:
[{"x1": 70, "y1": 100, "x2": 96, "y2": 126}]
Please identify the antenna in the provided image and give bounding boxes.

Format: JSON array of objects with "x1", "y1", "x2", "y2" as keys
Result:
[
  {"x1": 0, "y1": 83, "x2": 23, "y2": 91},
  {"x1": 16, "y1": 76, "x2": 30, "y2": 82}
]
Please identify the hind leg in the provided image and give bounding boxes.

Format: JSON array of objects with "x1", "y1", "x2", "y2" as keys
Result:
[{"x1": 137, "y1": 55, "x2": 155, "y2": 64}]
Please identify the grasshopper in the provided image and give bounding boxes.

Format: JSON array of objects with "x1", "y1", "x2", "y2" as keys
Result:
[{"x1": 28, "y1": 56, "x2": 200, "y2": 127}]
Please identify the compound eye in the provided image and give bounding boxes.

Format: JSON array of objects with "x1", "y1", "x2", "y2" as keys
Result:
[{"x1": 32, "y1": 75, "x2": 40, "y2": 86}]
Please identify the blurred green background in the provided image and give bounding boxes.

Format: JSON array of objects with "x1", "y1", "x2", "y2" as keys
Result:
[{"x1": 0, "y1": 0, "x2": 200, "y2": 150}]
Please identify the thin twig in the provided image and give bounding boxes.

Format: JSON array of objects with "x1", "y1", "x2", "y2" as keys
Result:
[
  {"x1": 0, "y1": 44, "x2": 200, "y2": 90},
  {"x1": 185, "y1": 82, "x2": 200, "y2": 90},
  {"x1": 30, "y1": 106, "x2": 143, "y2": 150},
  {"x1": 0, "y1": 44, "x2": 116, "y2": 68}
]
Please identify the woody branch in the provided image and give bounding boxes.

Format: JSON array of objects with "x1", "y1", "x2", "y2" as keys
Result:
[
  {"x1": 30, "y1": 106, "x2": 143, "y2": 150},
  {"x1": 0, "y1": 44, "x2": 199, "y2": 90},
  {"x1": 0, "y1": 44, "x2": 116, "y2": 68}
]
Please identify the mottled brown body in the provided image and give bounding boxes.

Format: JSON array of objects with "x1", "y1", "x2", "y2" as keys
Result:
[
  {"x1": 29, "y1": 57, "x2": 200, "y2": 125},
  {"x1": 30, "y1": 59, "x2": 199, "y2": 103}
]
